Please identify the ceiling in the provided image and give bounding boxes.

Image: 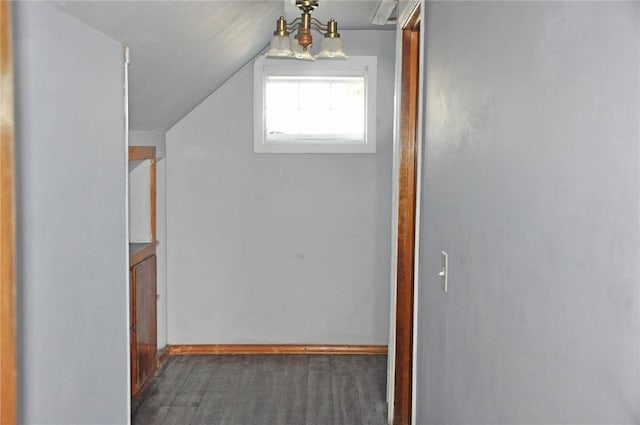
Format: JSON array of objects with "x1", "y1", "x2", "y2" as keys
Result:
[
  {"x1": 51, "y1": 1, "x2": 392, "y2": 132},
  {"x1": 284, "y1": 0, "x2": 391, "y2": 29}
]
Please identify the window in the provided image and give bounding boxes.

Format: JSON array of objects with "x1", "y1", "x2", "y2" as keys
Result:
[{"x1": 254, "y1": 56, "x2": 377, "y2": 153}]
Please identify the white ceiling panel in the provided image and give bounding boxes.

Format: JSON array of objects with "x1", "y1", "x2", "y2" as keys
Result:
[
  {"x1": 284, "y1": 0, "x2": 394, "y2": 29},
  {"x1": 51, "y1": 1, "x2": 283, "y2": 131},
  {"x1": 50, "y1": 0, "x2": 392, "y2": 132}
]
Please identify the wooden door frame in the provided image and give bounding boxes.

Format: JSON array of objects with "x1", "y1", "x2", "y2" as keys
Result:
[
  {"x1": 1, "y1": 0, "x2": 17, "y2": 423},
  {"x1": 392, "y1": 4, "x2": 422, "y2": 425}
]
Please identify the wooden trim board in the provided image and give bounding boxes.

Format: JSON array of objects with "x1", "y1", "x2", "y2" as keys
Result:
[
  {"x1": 394, "y1": 7, "x2": 421, "y2": 425},
  {"x1": 149, "y1": 156, "x2": 156, "y2": 243},
  {"x1": 129, "y1": 242, "x2": 155, "y2": 268},
  {"x1": 168, "y1": 344, "x2": 388, "y2": 356},
  {"x1": 156, "y1": 345, "x2": 170, "y2": 368},
  {"x1": 0, "y1": 1, "x2": 17, "y2": 423},
  {"x1": 128, "y1": 146, "x2": 155, "y2": 161}
]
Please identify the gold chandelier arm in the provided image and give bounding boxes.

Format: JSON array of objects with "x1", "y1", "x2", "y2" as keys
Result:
[
  {"x1": 311, "y1": 23, "x2": 328, "y2": 34},
  {"x1": 285, "y1": 17, "x2": 302, "y2": 30},
  {"x1": 310, "y1": 18, "x2": 329, "y2": 32}
]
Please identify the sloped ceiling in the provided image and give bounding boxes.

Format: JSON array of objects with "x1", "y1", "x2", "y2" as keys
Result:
[
  {"x1": 51, "y1": 1, "x2": 391, "y2": 132},
  {"x1": 284, "y1": 0, "x2": 390, "y2": 28}
]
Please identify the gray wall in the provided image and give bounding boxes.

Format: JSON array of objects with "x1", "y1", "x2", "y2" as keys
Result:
[
  {"x1": 13, "y1": 3, "x2": 129, "y2": 423},
  {"x1": 130, "y1": 130, "x2": 168, "y2": 349},
  {"x1": 166, "y1": 30, "x2": 395, "y2": 344},
  {"x1": 129, "y1": 159, "x2": 152, "y2": 242},
  {"x1": 417, "y1": 2, "x2": 640, "y2": 424}
]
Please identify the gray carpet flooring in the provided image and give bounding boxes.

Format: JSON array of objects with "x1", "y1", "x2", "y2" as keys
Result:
[{"x1": 133, "y1": 354, "x2": 388, "y2": 425}]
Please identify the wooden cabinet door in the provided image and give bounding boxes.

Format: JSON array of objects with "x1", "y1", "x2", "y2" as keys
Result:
[
  {"x1": 131, "y1": 254, "x2": 157, "y2": 395},
  {"x1": 130, "y1": 267, "x2": 138, "y2": 395}
]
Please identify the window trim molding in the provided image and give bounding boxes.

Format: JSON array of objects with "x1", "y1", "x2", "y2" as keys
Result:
[{"x1": 253, "y1": 56, "x2": 377, "y2": 154}]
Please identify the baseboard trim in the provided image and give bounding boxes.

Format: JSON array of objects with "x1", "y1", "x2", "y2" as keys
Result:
[
  {"x1": 168, "y1": 344, "x2": 388, "y2": 355},
  {"x1": 156, "y1": 345, "x2": 170, "y2": 368}
]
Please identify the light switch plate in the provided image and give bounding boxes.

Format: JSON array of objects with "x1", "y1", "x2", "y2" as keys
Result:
[{"x1": 439, "y1": 251, "x2": 448, "y2": 292}]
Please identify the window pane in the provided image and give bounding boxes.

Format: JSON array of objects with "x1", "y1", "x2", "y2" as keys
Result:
[
  {"x1": 299, "y1": 109, "x2": 332, "y2": 136},
  {"x1": 264, "y1": 76, "x2": 366, "y2": 142},
  {"x1": 266, "y1": 80, "x2": 299, "y2": 110},
  {"x1": 331, "y1": 81, "x2": 365, "y2": 111},
  {"x1": 330, "y1": 109, "x2": 364, "y2": 138},
  {"x1": 299, "y1": 81, "x2": 331, "y2": 111},
  {"x1": 266, "y1": 109, "x2": 299, "y2": 136}
]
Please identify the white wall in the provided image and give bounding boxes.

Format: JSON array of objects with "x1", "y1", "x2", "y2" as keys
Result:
[
  {"x1": 12, "y1": 2, "x2": 129, "y2": 424},
  {"x1": 166, "y1": 30, "x2": 395, "y2": 345},
  {"x1": 129, "y1": 159, "x2": 152, "y2": 242},
  {"x1": 417, "y1": 2, "x2": 640, "y2": 424},
  {"x1": 130, "y1": 130, "x2": 168, "y2": 349}
]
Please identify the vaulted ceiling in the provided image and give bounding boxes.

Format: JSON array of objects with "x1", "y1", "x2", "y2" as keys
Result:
[{"x1": 51, "y1": 1, "x2": 392, "y2": 132}]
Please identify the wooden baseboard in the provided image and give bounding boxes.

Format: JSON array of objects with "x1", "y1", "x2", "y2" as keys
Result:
[
  {"x1": 156, "y1": 345, "x2": 170, "y2": 368},
  {"x1": 168, "y1": 344, "x2": 388, "y2": 355}
]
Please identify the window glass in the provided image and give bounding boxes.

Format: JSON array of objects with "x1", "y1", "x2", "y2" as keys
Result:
[
  {"x1": 265, "y1": 76, "x2": 366, "y2": 142},
  {"x1": 254, "y1": 56, "x2": 377, "y2": 153}
]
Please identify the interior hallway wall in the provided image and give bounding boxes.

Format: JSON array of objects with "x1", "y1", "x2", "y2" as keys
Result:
[
  {"x1": 417, "y1": 2, "x2": 640, "y2": 423},
  {"x1": 166, "y1": 30, "x2": 395, "y2": 344},
  {"x1": 130, "y1": 130, "x2": 168, "y2": 349},
  {"x1": 12, "y1": 2, "x2": 129, "y2": 424}
]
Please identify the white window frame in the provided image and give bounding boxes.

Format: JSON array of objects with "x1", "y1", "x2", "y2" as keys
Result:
[{"x1": 253, "y1": 56, "x2": 377, "y2": 154}]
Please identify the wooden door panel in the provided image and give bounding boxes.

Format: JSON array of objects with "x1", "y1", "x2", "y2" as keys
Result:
[{"x1": 130, "y1": 267, "x2": 138, "y2": 395}]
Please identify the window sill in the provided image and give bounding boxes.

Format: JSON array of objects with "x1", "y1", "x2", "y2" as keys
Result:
[{"x1": 254, "y1": 142, "x2": 376, "y2": 154}]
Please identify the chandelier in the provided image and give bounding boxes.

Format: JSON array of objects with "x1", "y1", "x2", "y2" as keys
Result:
[{"x1": 265, "y1": 0, "x2": 346, "y2": 61}]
